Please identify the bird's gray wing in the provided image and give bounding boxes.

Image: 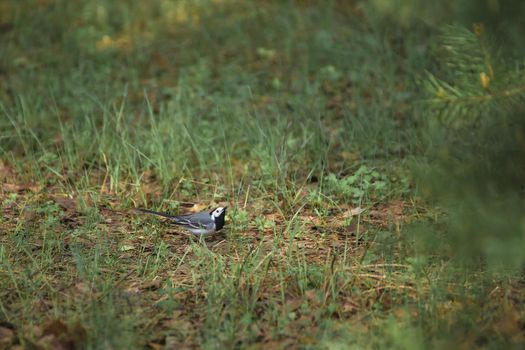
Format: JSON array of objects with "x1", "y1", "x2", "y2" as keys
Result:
[
  {"x1": 174, "y1": 211, "x2": 209, "y2": 220},
  {"x1": 173, "y1": 212, "x2": 213, "y2": 229},
  {"x1": 173, "y1": 218, "x2": 206, "y2": 229}
]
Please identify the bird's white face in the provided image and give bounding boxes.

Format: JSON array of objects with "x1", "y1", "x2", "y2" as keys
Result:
[{"x1": 211, "y1": 207, "x2": 226, "y2": 218}]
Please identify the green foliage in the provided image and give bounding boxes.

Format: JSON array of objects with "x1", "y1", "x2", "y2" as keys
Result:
[
  {"x1": 424, "y1": 24, "x2": 525, "y2": 126},
  {"x1": 420, "y1": 23, "x2": 525, "y2": 273},
  {"x1": 324, "y1": 166, "x2": 390, "y2": 204},
  {"x1": 408, "y1": 21, "x2": 525, "y2": 349}
]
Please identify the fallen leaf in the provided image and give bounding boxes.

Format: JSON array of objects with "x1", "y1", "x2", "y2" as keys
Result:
[
  {"x1": 148, "y1": 342, "x2": 163, "y2": 350},
  {"x1": 0, "y1": 162, "x2": 15, "y2": 180},
  {"x1": 42, "y1": 320, "x2": 69, "y2": 337},
  {"x1": 35, "y1": 319, "x2": 86, "y2": 350},
  {"x1": 188, "y1": 203, "x2": 206, "y2": 213},
  {"x1": 142, "y1": 278, "x2": 162, "y2": 291},
  {"x1": 0, "y1": 326, "x2": 15, "y2": 349},
  {"x1": 350, "y1": 207, "x2": 365, "y2": 216},
  {"x1": 96, "y1": 35, "x2": 114, "y2": 51},
  {"x1": 53, "y1": 195, "x2": 77, "y2": 211},
  {"x1": 2, "y1": 183, "x2": 23, "y2": 192},
  {"x1": 119, "y1": 244, "x2": 135, "y2": 252}
]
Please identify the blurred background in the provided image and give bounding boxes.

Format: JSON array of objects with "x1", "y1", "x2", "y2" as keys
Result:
[{"x1": 1, "y1": 0, "x2": 524, "y2": 348}]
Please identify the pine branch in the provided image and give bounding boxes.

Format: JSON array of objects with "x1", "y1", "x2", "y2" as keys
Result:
[{"x1": 424, "y1": 24, "x2": 525, "y2": 126}]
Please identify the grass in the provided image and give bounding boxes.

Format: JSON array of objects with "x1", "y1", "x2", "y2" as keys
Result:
[{"x1": 1, "y1": 0, "x2": 524, "y2": 349}]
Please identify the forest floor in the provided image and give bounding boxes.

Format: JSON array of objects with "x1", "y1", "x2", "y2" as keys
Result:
[{"x1": 1, "y1": 1, "x2": 524, "y2": 349}]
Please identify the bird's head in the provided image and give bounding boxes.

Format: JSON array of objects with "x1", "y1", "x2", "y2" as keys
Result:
[
  {"x1": 210, "y1": 207, "x2": 227, "y2": 230},
  {"x1": 210, "y1": 206, "x2": 227, "y2": 219}
]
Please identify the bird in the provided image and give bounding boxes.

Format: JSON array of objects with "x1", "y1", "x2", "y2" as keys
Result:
[{"x1": 136, "y1": 206, "x2": 227, "y2": 235}]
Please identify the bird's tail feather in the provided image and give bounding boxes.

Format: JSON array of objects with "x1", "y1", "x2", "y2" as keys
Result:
[{"x1": 135, "y1": 208, "x2": 175, "y2": 219}]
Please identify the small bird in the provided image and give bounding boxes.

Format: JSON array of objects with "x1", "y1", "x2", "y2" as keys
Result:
[{"x1": 136, "y1": 206, "x2": 227, "y2": 235}]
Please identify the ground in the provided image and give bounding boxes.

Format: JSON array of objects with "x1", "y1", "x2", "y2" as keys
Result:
[{"x1": 1, "y1": 1, "x2": 524, "y2": 349}]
